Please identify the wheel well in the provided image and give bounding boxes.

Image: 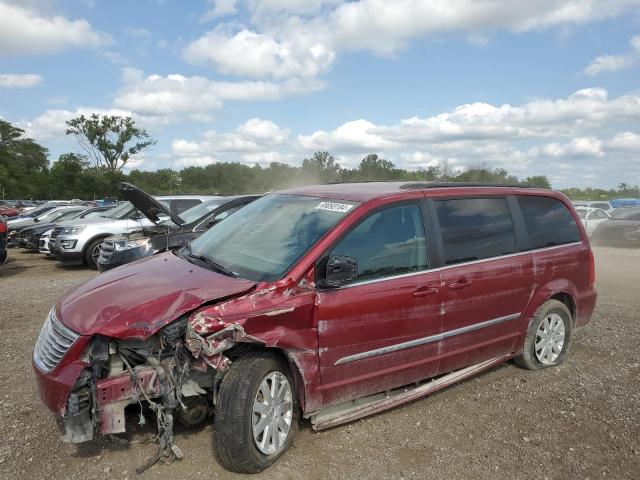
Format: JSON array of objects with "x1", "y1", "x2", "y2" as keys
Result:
[
  {"x1": 81, "y1": 234, "x2": 111, "y2": 256},
  {"x1": 550, "y1": 292, "x2": 576, "y2": 319},
  {"x1": 227, "y1": 344, "x2": 306, "y2": 410}
]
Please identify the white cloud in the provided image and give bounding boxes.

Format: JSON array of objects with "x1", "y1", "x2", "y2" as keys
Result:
[
  {"x1": 200, "y1": 0, "x2": 238, "y2": 22},
  {"x1": 113, "y1": 71, "x2": 324, "y2": 115},
  {"x1": 172, "y1": 118, "x2": 291, "y2": 167},
  {"x1": 186, "y1": 1, "x2": 640, "y2": 80},
  {"x1": 0, "y1": 1, "x2": 108, "y2": 55},
  {"x1": 0, "y1": 73, "x2": 42, "y2": 87},
  {"x1": 584, "y1": 34, "x2": 640, "y2": 75},
  {"x1": 184, "y1": 28, "x2": 335, "y2": 79}
]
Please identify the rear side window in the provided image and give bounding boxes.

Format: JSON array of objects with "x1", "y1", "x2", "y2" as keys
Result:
[
  {"x1": 517, "y1": 196, "x2": 581, "y2": 249},
  {"x1": 330, "y1": 204, "x2": 427, "y2": 283},
  {"x1": 435, "y1": 198, "x2": 516, "y2": 265}
]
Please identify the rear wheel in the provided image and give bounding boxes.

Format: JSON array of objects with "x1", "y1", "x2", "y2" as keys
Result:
[
  {"x1": 84, "y1": 238, "x2": 105, "y2": 270},
  {"x1": 213, "y1": 351, "x2": 298, "y2": 473},
  {"x1": 514, "y1": 299, "x2": 573, "y2": 370}
]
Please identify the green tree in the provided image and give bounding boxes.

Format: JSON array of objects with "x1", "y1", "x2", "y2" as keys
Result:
[
  {"x1": 65, "y1": 114, "x2": 156, "y2": 174},
  {"x1": 524, "y1": 175, "x2": 551, "y2": 189},
  {"x1": 0, "y1": 120, "x2": 49, "y2": 198},
  {"x1": 357, "y1": 153, "x2": 396, "y2": 180},
  {"x1": 302, "y1": 151, "x2": 341, "y2": 182}
]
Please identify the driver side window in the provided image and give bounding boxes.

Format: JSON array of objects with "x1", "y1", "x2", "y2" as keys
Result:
[{"x1": 330, "y1": 203, "x2": 428, "y2": 284}]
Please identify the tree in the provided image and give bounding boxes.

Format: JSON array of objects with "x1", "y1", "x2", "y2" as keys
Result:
[
  {"x1": 524, "y1": 175, "x2": 551, "y2": 189},
  {"x1": 65, "y1": 114, "x2": 156, "y2": 174},
  {"x1": 0, "y1": 120, "x2": 49, "y2": 198},
  {"x1": 357, "y1": 153, "x2": 396, "y2": 180},
  {"x1": 301, "y1": 151, "x2": 341, "y2": 182}
]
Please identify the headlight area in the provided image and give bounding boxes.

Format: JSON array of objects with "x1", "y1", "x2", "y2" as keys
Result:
[
  {"x1": 61, "y1": 225, "x2": 86, "y2": 236},
  {"x1": 65, "y1": 317, "x2": 238, "y2": 474},
  {"x1": 114, "y1": 237, "x2": 151, "y2": 251}
]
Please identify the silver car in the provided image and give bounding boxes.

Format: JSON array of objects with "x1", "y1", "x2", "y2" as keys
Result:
[{"x1": 52, "y1": 188, "x2": 218, "y2": 269}]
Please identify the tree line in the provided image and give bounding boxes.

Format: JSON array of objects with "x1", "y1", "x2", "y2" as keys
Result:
[{"x1": 0, "y1": 115, "x2": 635, "y2": 201}]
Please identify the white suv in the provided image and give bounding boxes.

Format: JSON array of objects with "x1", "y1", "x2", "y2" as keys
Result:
[{"x1": 52, "y1": 188, "x2": 217, "y2": 269}]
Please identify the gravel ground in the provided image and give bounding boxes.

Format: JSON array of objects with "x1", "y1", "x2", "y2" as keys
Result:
[{"x1": 0, "y1": 247, "x2": 639, "y2": 479}]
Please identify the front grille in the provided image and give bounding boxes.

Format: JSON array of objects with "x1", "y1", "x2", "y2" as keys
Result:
[
  {"x1": 50, "y1": 226, "x2": 64, "y2": 241},
  {"x1": 33, "y1": 309, "x2": 79, "y2": 372}
]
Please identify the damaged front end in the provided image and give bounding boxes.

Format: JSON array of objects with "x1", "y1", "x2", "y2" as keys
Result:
[{"x1": 55, "y1": 316, "x2": 240, "y2": 473}]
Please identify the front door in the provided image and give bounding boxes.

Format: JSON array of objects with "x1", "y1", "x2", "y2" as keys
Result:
[
  {"x1": 432, "y1": 197, "x2": 534, "y2": 374},
  {"x1": 316, "y1": 202, "x2": 443, "y2": 407}
]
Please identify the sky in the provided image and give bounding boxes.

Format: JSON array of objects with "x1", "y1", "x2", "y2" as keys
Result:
[{"x1": 1, "y1": 0, "x2": 640, "y2": 189}]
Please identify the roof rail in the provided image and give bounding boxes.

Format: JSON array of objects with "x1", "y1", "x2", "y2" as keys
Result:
[{"x1": 399, "y1": 182, "x2": 532, "y2": 190}]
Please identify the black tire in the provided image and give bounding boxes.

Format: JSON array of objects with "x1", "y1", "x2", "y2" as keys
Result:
[
  {"x1": 84, "y1": 238, "x2": 105, "y2": 270},
  {"x1": 514, "y1": 299, "x2": 573, "y2": 370},
  {"x1": 213, "y1": 351, "x2": 299, "y2": 473}
]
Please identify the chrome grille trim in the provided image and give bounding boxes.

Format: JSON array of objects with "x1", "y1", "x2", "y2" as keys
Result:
[{"x1": 33, "y1": 309, "x2": 79, "y2": 372}]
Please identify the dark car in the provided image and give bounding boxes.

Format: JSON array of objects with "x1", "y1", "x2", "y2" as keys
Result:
[
  {"x1": 0, "y1": 215, "x2": 7, "y2": 263},
  {"x1": 33, "y1": 183, "x2": 596, "y2": 474},
  {"x1": 17, "y1": 206, "x2": 115, "y2": 251},
  {"x1": 97, "y1": 195, "x2": 259, "y2": 272},
  {"x1": 591, "y1": 206, "x2": 640, "y2": 247}
]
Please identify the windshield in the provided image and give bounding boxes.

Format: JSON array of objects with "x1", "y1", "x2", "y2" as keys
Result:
[
  {"x1": 576, "y1": 209, "x2": 587, "y2": 219},
  {"x1": 611, "y1": 207, "x2": 640, "y2": 220},
  {"x1": 161, "y1": 198, "x2": 225, "y2": 226},
  {"x1": 104, "y1": 202, "x2": 133, "y2": 219},
  {"x1": 53, "y1": 209, "x2": 84, "y2": 222},
  {"x1": 187, "y1": 194, "x2": 359, "y2": 282}
]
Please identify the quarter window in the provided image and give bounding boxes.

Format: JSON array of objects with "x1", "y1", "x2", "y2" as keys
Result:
[
  {"x1": 517, "y1": 195, "x2": 581, "y2": 249},
  {"x1": 435, "y1": 198, "x2": 517, "y2": 265},
  {"x1": 330, "y1": 204, "x2": 427, "y2": 283}
]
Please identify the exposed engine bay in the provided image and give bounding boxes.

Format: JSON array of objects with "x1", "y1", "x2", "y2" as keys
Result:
[{"x1": 63, "y1": 317, "x2": 247, "y2": 474}]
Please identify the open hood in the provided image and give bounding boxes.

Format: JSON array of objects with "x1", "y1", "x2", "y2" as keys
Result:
[{"x1": 118, "y1": 182, "x2": 184, "y2": 226}]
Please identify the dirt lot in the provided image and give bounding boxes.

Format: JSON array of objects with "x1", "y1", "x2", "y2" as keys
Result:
[{"x1": 0, "y1": 248, "x2": 639, "y2": 480}]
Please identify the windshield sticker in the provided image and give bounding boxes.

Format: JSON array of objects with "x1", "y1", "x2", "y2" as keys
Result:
[{"x1": 315, "y1": 201, "x2": 354, "y2": 213}]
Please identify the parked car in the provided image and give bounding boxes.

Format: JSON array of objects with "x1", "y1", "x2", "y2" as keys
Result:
[
  {"x1": 7, "y1": 205, "x2": 86, "y2": 247},
  {"x1": 52, "y1": 183, "x2": 219, "y2": 269},
  {"x1": 591, "y1": 206, "x2": 640, "y2": 247},
  {"x1": 32, "y1": 183, "x2": 596, "y2": 474},
  {"x1": 38, "y1": 228, "x2": 54, "y2": 256},
  {"x1": 575, "y1": 207, "x2": 611, "y2": 236},
  {"x1": 0, "y1": 215, "x2": 7, "y2": 263},
  {"x1": 97, "y1": 194, "x2": 260, "y2": 272},
  {"x1": 0, "y1": 201, "x2": 19, "y2": 217},
  {"x1": 609, "y1": 198, "x2": 640, "y2": 209},
  {"x1": 571, "y1": 200, "x2": 615, "y2": 213},
  {"x1": 17, "y1": 206, "x2": 115, "y2": 252}
]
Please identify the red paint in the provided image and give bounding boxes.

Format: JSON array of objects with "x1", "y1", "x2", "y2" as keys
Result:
[{"x1": 35, "y1": 183, "x2": 597, "y2": 423}]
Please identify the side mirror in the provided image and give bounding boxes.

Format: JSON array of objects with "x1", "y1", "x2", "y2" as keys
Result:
[
  {"x1": 324, "y1": 255, "x2": 358, "y2": 287},
  {"x1": 33, "y1": 217, "x2": 39, "y2": 222}
]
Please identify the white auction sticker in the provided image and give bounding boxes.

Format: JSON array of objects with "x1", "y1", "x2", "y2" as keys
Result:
[{"x1": 315, "y1": 201, "x2": 354, "y2": 213}]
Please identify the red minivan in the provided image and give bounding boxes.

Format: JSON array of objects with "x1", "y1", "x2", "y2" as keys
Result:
[{"x1": 33, "y1": 183, "x2": 596, "y2": 473}]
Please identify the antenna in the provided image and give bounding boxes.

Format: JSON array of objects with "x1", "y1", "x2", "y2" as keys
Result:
[{"x1": 166, "y1": 154, "x2": 175, "y2": 252}]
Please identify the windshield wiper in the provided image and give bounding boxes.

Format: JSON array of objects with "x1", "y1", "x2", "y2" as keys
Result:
[{"x1": 182, "y1": 245, "x2": 236, "y2": 277}]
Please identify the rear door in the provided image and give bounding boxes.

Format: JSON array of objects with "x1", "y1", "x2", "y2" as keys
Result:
[
  {"x1": 432, "y1": 196, "x2": 534, "y2": 374},
  {"x1": 316, "y1": 201, "x2": 443, "y2": 406}
]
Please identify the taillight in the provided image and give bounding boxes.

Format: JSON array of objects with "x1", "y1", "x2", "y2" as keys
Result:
[
  {"x1": 0, "y1": 222, "x2": 6, "y2": 233},
  {"x1": 588, "y1": 248, "x2": 596, "y2": 287}
]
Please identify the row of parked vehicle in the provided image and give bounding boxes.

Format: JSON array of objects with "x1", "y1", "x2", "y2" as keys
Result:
[
  {"x1": 3, "y1": 184, "x2": 259, "y2": 269},
  {"x1": 570, "y1": 200, "x2": 640, "y2": 247}
]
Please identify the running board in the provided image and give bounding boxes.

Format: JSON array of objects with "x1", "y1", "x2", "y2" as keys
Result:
[{"x1": 310, "y1": 354, "x2": 512, "y2": 430}]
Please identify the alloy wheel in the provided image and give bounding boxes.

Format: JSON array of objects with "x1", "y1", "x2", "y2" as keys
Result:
[
  {"x1": 535, "y1": 313, "x2": 566, "y2": 365},
  {"x1": 251, "y1": 371, "x2": 293, "y2": 455}
]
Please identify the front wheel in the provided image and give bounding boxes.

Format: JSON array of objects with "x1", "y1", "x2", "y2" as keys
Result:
[
  {"x1": 514, "y1": 299, "x2": 573, "y2": 370},
  {"x1": 213, "y1": 351, "x2": 299, "y2": 473},
  {"x1": 84, "y1": 238, "x2": 104, "y2": 270}
]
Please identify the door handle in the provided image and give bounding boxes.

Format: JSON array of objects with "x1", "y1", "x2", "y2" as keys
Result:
[
  {"x1": 412, "y1": 286, "x2": 439, "y2": 297},
  {"x1": 448, "y1": 278, "x2": 471, "y2": 290}
]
